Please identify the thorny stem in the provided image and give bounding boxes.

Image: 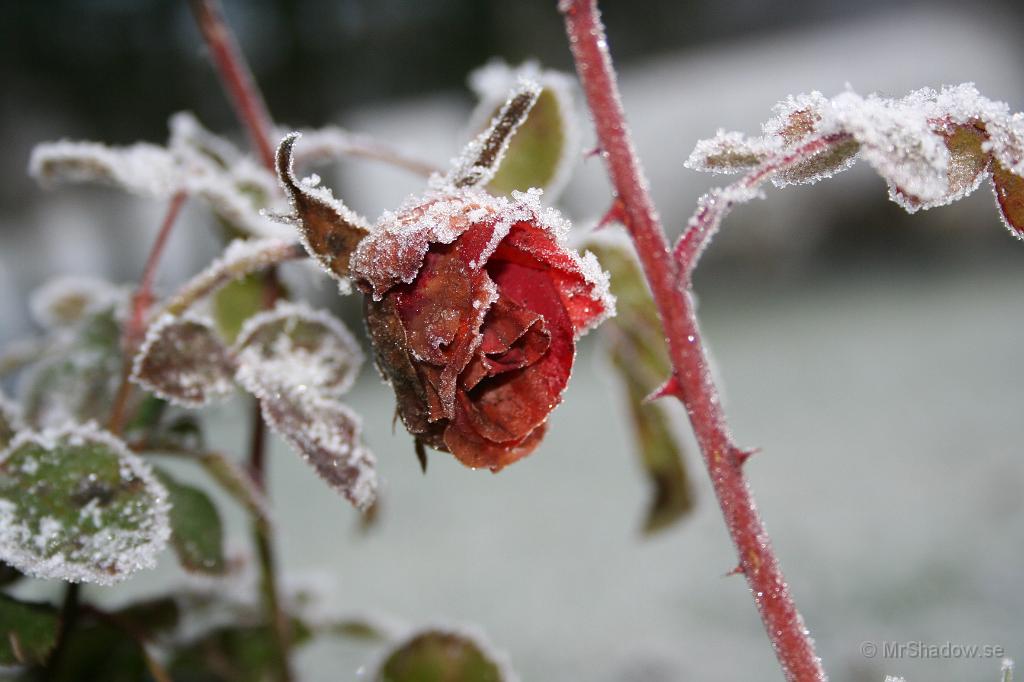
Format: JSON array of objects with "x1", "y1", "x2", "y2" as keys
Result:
[
  {"x1": 560, "y1": 1, "x2": 827, "y2": 680},
  {"x1": 108, "y1": 191, "x2": 188, "y2": 434},
  {"x1": 188, "y1": 0, "x2": 276, "y2": 170},
  {"x1": 188, "y1": 1, "x2": 294, "y2": 679}
]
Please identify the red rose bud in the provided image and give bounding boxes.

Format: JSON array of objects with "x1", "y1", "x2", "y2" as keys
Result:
[{"x1": 351, "y1": 186, "x2": 613, "y2": 470}]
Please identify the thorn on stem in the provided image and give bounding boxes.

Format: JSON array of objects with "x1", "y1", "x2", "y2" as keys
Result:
[
  {"x1": 733, "y1": 447, "x2": 759, "y2": 468},
  {"x1": 595, "y1": 198, "x2": 627, "y2": 231},
  {"x1": 645, "y1": 375, "x2": 682, "y2": 402},
  {"x1": 584, "y1": 145, "x2": 604, "y2": 159},
  {"x1": 724, "y1": 564, "x2": 745, "y2": 578}
]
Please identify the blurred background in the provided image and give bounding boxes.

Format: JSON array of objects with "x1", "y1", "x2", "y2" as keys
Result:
[{"x1": 3, "y1": 1, "x2": 1024, "y2": 680}]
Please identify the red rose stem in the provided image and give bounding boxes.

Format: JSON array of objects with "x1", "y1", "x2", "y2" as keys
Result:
[{"x1": 559, "y1": 1, "x2": 827, "y2": 680}]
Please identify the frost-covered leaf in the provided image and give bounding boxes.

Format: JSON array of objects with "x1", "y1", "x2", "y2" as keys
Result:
[
  {"x1": 587, "y1": 241, "x2": 693, "y2": 534},
  {"x1": 155, "y1": 468, "x2": 226, "y2": 575},
  {"x1": 275, "y1": 133, "x2": 371, "y2": 286},
  {"x1": 448, "y1": 80, "x2": 541, "y2": 189},
  {"x1": 131, "y1": 314, "x2": 235, "y2": 407},
  {"x1": 0, "y1": 392, "x2": 24, "y2": 451},
  {"x1": 162, "y1": 237, "x2": 305, "y2": 318},
  {"x1": 0, "y1": 425, "x2": 170, "y2": 585},
  {"x1": 0, "y1": 594, "x2": 60, "y2": 667},
  {"x1": 687, "y1": 83, "x2": 1024, "y2": 236},
  {"x1": 20, "y1": 309, "x2": 122, "y2": 429},
  {"x1": 233, "y1": 301, "x2": 363, "y2": 399},
  {"x1": 29, "y1": 276, "x2": 125, "y2": 330},
  {"x1": 992, "y1": 161, "x2": 1024, "y2": 238},
  {"x1": 469, "y1": 61, "x2": 578, "y2": 198},
  {"x1": 213, "y1": 273, "x2": 266, "y2": 343},
  {"x1": 257, "y1": 392, "x2": 376, "y2": 511},
  {"x1": 30, "y1": 112, "x2": 291, "y2": 239},
  {"x1": 685, "y1": 129, "x2": 773, "y2": 174},
  {"x1": 376, "y1": 627, "x2": 517, "y2": 682}
]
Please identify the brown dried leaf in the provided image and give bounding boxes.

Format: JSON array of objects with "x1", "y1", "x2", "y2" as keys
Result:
[
  {"x1": 275, "y1": 133, "x2": 370, "y2": 283},
  {"x1": 992, "y1": 160, "x2": 1024, "y2": 237},
  {"x1": 131, "y1": 315, "x2": 235, "y2": 408}
]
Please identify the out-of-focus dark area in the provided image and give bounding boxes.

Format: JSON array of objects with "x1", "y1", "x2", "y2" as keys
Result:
[{"x1": 4, "y1": 2, "x2": 1024, "y2": 681}]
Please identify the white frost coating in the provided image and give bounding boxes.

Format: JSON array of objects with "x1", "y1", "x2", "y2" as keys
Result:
[
  {"x1": 232, "y1": 300, "x2": 364, "y2": 399},
  {"x1": 371, "y1": 622, "x2": 521, "y2": 682},
  {"x1": 28, "y1": 275, "x2": 126, "y2": 330},
  {"x1": 467, "y1": 59, "x2": 581, "y2": 200},
  {"x1": 164, "y1": 237, "x2": 299, "y2": 315},
  {"x1": 130, "y1": 312, "x2": 236, "y2": 408},
  {"x1": 444, "y1": 78, "x2": 543, "y2": 190},
  {"x1": 30, "y1": 112, "x2": 291, "y2": 239},
  {"x1": 684, "y1": 129, "x2": 775, "y2": 174},
  {"x1": 0, "y1": 389, "x2": 25, "y2": 438},
  {"x1": 688, "y1": 83, "x2": 1024, "y2": 214},
  {"x1": 0, "y1": 422, "x2": 170, "y2": 585},
  {"x1": 1002, "y1": 658, "x2": 1015, "y2": 682}
]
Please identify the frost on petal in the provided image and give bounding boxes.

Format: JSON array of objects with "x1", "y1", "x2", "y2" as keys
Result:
[
  {"x1": 0, "y1": 424, "x2": 170, "y2": 585},
  {"x1": 232, "y1": 301, "x2": 363, "y2": 399},
  {"x1": 447, "y1": 80, "x2": 542, "y2": 190},
  {"x1": 131, "y1": 314, "x2": 235, "y2": 408},
  {"x1": 468, "y1": 60, "x2": 580, "y2": 199},
  {"x1": 375, "y1": 625, "x2": 519, "y2": 682},
  {"x1": 992, "y1": 160, "x2": 1024, "y2": 238},
  {"x1": 684, "y1": 129, "x2": 774, "y2": 174},
  {"x1": 28, "y1": 275, "x2": 125, "y2": 330},
  {"x1": 257, "y1": 391, "x2": 377, "y2": 511},
  {"x1": 275, "y1": 133, "x2": 371, "y2": 287}
]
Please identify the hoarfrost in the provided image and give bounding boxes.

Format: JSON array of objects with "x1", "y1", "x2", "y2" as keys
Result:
[
  {"x1": 232, "y1": 300, "x2": 363, "y2": 399},
  {"x1": 373, "y1": 623, "x2": 521, "y2": 682},
  {"x1": 131, "y1": 313, "x2": 236, "y2": 407},
  {"x1": 467, "y1": 59, "x2": 581, "y2": 200},
  {"x1": 0, "y1": 423, "x2": 170, "y2": 585},
  {"x1": 445, "y1": 79, "x2": 542, "y2": 190},
  {"x1": 686, "y1": 83, "x2": 1024, "y2": 232},
  {"x1": 29, "y1": 112, "x2": 291, "y2": 239},
  {"x1": 29, "y1": 275, "x2": 126, "y2": 329}
]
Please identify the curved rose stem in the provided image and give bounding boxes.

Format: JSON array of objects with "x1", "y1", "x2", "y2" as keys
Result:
[
  {"x1": 559, "y1": 1, "x2": 827, "y2": 680},
  {"x1": 188, "y1": 0, "x2": 276, "y2": 171}
]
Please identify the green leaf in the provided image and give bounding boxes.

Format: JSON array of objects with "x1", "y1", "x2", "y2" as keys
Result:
[
  {"x1": 377, "y1": 629, "x2": 511, "y2": 682},
  {"x1": 45, "y1": 620, "x2": 149, "y2": 682},
  {"x1": 0, "y1": 425, "x2": 170, "y2": 585},
  {"x1": 486, "y1": 88, "x2": 568, "y2": 196},
  {"x1": 21, "y1": 309, "x2": 122, "y2": 428},
  {"x1": 213, "y1": 273, "x2": 266, "y2": 343},
  {"x1": 0, "y1": 594, "x2": 60, "y2": 666},
  {"x1": 113, "y1": 595, "x2": 180, "y2": 638},
  {"x1": 586, "y1": 241, "x2": 695, "y2": 535},
  {"x1": 155, "y1": 468, "x2": 226, "y2": 575},
  {"x1": 169, "y1": 621, "x2": 313, "y2": 682}
]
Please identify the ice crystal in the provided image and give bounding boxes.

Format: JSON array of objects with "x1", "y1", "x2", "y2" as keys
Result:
[
  {"x1": 28, "y1": 275, "x2": 126, "y2": 330},
  {"x1": 686, "y1": 83, "x2": 1024, "y2": 235},
  {"x1": 232, "y1": 301, "x2": 363, "y2": 399},
  {"x1": 0, "y1": 423, "x2": 170, "y2": 585}
]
